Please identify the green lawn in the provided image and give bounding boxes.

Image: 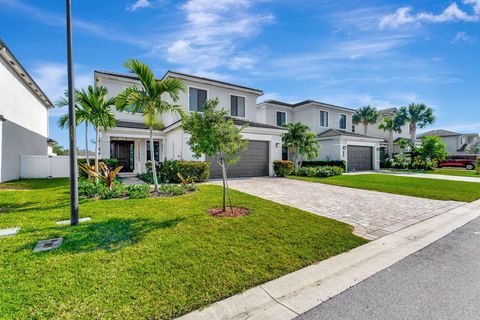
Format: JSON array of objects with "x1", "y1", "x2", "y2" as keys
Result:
[
  {"x1": 290, "y1": 174, "x2": 480, "y2": 202},
  {"x1": 386, "y1": 168, "x2": 480, "y2": 178},
  {"x1": 0, "y1": 179, "x2": 366, "y2": 319}
]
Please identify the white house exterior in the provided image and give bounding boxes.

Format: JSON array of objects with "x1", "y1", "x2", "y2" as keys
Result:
[
  {"x1": 95, "y1": 70, "x2": 287, "y2": 178},
  {"x1": 258, "y1": 100, "x2": 383, "y2": 171},
  {"x1": 418, "y1": 129, "x2": 480, "y2": 155},
  {"x1": 0, "y1": 39, "x2": 52, "y2": 182}
]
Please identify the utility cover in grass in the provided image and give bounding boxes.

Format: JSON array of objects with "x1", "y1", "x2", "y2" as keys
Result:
[
  {"x1": 56, "y1": 217, "x2": 91, "y2": 225},
  {"x1": 0, "y1": 227, "x2": 20, "y2": 238},
  {"x1": 33, "y1": 238, "x2": 63, "y2": 252}
]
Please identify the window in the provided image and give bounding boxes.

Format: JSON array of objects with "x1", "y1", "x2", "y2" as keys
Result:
[
  {"x1": 276, "y1": 111, "x2": 287, "y2": 126},
  {"x1": 230, "y1": 95, "x2": 245, "y2": 117},
  {"x1": 282, "y1": 146, "x2": 289, "y2": 160},
  {"x1": 320, "y1": 110, "x2": 329, "y2": 127},
  {"x1": 339, "y1": 114, "x2": 346, "y2": 129},
  {"x1": 189, "y1": 87, "x2": 207, "y2": 112},
  {"x1": 146, "y1": 141, "x2": 160, "y2": 162}
]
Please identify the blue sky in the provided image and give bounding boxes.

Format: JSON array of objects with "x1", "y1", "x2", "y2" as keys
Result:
[{"x1": 1, "y1": 0, "x2": 479, "y2": 149}]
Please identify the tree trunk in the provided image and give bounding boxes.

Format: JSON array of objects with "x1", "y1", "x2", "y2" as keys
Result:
[
  {"x1": 363, "y1": 121, "x2": 368, "y2": 135},
  {"x1": 149, "y1": 126, "x2": 159, "y2": 193},
  {"x1": 388, "y1": 130, "x2": 394, "y2": 159},
  {"x1": 85, "y1": 122, "x2": 89, "y2": 165},
  {"x1": 410, "y1": 122, "x2": 416, "y2": 163},
  {"x1": 95, "y1": 126, "x2": 100, "y2": 184},
  {"x1": 220, "y1": 159, "x2": 227, "y2": 212}
]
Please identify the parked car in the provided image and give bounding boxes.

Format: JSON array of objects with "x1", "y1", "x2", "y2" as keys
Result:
[{"x1": 438, "y1": 154, "x2": 479, "y2": 170}]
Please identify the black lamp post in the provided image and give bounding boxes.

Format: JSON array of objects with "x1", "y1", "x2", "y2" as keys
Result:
[{"x1": 66, "y1": 0, "x2": 79, "y2": 226}]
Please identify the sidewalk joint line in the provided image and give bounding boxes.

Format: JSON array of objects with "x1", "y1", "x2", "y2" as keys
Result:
[{"x1": 259, "y1": 285, "x2": 300, "y2": 316}]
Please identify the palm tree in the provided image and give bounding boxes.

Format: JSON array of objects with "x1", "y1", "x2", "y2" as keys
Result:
[
  {"x1": 116, "y1": 59, "x2": 186, "y2": 193},
  {"x1": 75, "y1": 86, "x2": 117, "y2": 178},
  {"x1": 398, "y1": 103, "x2": 435, "y2": 146},
  {"x1": 56, "y1": 91, "x2": 91, "y2": 164},
  {"x1": 352, "y1": 106, "x2": 379, "y2": 135},
  {"x1": 378, "y1": 116, "x2": 403, "y2": 159},
  {"x1": 282, "y1": 123, "x2": 319, "y2": 169}
]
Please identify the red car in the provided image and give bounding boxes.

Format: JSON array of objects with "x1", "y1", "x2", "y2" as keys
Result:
[{"x1": 438, "y1": 155, "x2": 479, "y2": 170}]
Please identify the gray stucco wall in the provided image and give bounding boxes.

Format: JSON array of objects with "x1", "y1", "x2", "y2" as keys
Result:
[{"x1": 1, "y1": 120, "x2": 47, "y2": 182}]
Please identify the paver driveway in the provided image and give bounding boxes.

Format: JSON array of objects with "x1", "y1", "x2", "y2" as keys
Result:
[{"x1": 219, "y1": 177, "x2": 465, "y2": 240}]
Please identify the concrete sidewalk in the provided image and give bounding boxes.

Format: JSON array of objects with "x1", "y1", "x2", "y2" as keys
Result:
[
  {"x1": 380, "y1": 170, "x2": 480, "y2": 183},
  {"x1": 176, "y1": 199, "x2": 480, "y2": 320}
]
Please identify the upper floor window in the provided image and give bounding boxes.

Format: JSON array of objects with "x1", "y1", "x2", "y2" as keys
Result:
[
  {"x1": 339, "y1": 114, "x2": 347, "y2": 130},
  {"x1": 276, "y1": 111, "x2": 287, "y2": 126},
  {"x1": 320, "y1": 110, "x2": 329, "y2": 127},
  {"x1": 230, "y1": 95, "x2": 245, "y2": 117},
  {"x1": 189, "y1": 87, "x2": 207, "y2": 112}
]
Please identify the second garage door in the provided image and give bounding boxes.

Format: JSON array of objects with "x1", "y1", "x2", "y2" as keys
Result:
[
  {"x1": 207, "y1": 140, "x2": 270, "y2": 179},
  {"x1": 347, "y1": 145, "x2": 373, "y2": 171}
]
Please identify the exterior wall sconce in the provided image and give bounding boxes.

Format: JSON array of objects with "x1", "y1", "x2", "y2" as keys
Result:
[
  {"x1": 342, "y1": 146, "x2": 347, "y2": 150},
  {"x1": 275, "y1": 142, "x2": 281, "y2": 148}
]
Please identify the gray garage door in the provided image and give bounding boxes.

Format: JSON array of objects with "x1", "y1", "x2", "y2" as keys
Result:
[
  {"x1": 347, "y1": 145, "x2": 373, "y2": 172},
  {"x1": 207, "y1": 140, "x2": 269, "y2": 179}
]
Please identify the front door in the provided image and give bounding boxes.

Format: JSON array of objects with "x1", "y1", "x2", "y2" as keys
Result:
[{"x1": 110, "y1": 141, "x2": 134, "y2": 172}]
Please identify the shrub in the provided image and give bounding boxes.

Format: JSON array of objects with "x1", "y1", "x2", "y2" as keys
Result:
[
  {"x1": 391, "y1": 154, "x2": 409, "y2": 169},
  {"x1": 143, "y1": 160, "x2": 210, "y2": 183},
  {"x1": 302, "y1": 160, "x2": 347, "y2": 171},
  {"x1": 97, "y1": 181, "x2": 126, "y2": 199},
  {"x1": 137, "y1": 173, "x2": 154, "y2": 184},
  {"x1": 126, "y1": 184, "x2": 151, "y2": 199},
  {"x1": 293, "y1": 166, "x2": 343, "y2": 177},
  {"x1": 103, "y1": 158, "x2": 119, "y2": 170},
  {"x1": 477, "y1": 160, "x2": 480, "y2": 175},
  {"x1": 158, "y1": 184, "x2": 197, "y2": 196},
  {"x1": 273, "y1": 160, "x2": 294, "y2": 177},
  {"x1": 78, "y1": 179, "x2": 97, "y2": 198}
]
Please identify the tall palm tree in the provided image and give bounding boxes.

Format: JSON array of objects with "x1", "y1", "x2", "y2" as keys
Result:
[
  {"x1": 398, "y1": 103, "x2": 435, "y2": 146},
  {"x1": 352, "y1": 106, "x2": 379, "y2": 135},
  {"x1": 75, "y1": 86, "x2": 117, "y2": 178},
  {"x1": 282, "y1": 123, "x2": 319, "y2": 169},
  {"x1": 378, "y1": 116, "x2": 403, "y2": 159},
  {"x1": 56, "y1": 91, "x2": 91, "y2": 163},
  {"x1": 116, "y1": 59, "x2": 186, "y2": 193}
]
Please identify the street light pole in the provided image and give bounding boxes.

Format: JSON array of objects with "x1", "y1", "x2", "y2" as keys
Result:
[{"x1": 66, "y1": 0, "x2": 79, "y2": 226}]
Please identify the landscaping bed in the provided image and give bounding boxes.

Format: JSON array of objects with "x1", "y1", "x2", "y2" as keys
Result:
[
  {"x1": 290, "y1": 174, "x2": 480, "y2": 202},
  {"x1": 385, "y1": 168, "x2": 480, "y2": 178},
  {"x1": 0, "y1": 179, "x2": 366, "y2": 319}
]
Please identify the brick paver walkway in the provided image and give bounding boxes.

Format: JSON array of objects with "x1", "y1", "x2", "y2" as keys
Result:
[{"x1": 217, "y1": 177, "x2": 465, "y2": 240}]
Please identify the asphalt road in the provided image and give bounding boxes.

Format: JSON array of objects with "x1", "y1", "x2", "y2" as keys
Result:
[{"x1": 296, "y1": 216, "x2": 480, "y2": 320}]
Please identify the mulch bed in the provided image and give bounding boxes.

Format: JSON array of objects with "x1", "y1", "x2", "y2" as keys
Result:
[{"x1": 207, "y1": 207, "x2": 251, "y2": 218}]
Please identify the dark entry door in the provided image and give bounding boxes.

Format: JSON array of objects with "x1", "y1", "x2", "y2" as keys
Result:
[{"x1": 110, "y1": 141, "x2": 134, "y2": 172}]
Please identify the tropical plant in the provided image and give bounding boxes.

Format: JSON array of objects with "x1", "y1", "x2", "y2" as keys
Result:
[
  {"x1": 352, "y1": 106, "x2": 379, "y2": 135},
  {"x1": 78, "y1": 162, "x2": 96, "y2": 180},
  {"x1": 419, "y1": 136, "x2": 448, "y2": 163},
  {"x1": 398, "y1": 103, "x2": 435, "y2": 147},
  {"x1": 80, "y1": 162, "x2": 123, "y2": 190},
  {"x1": 116, "y1": 59, "x2": 186, "y2": 193},
  {"x1": 182, "y1": 98, "x2": 249, "y2": 212},
  {"x1": 273, "y1": 160, "x2": 294, "y2": 177},
  {"x1": 378, "y1": 116, "x2": 404, "y2": 159},
  {"x1": 56, "y1": 90, "x2": 91, "y2": 163},
  {"x1": 282, "y1": 123, "x2": 320, "y2": 169}
]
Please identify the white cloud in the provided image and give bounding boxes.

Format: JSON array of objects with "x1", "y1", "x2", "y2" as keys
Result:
[
  {"x1": 451, "y1": 31, "x2": 475, "y2": 43},
  {"x1": 380, "y1": 3, "x2": 479, "y2": 29},
  {"x1": 464, "y1": 0, "x2": 480, "y2": 14},
  {"x1": 127, "y1": 0, "x2": 151, "y2": 11},
  {"x1": 159, "y1": 0, "x2": 273, "y2": 72},
  {"x1": 30, "y1": 63, "x2": 91, "y2": 116}
]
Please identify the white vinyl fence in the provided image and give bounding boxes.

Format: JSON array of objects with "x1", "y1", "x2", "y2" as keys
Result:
[{"x1": 20, "y1": 155, "x2": 70, "y2": 179}]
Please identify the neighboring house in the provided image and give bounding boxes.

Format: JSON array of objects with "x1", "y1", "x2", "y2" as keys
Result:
[
  {"x1": 258, "y1": 100, "x2": 383, "y2": 171},
  {"x1": 95, "y1": 70, "x2": 287, "y2": 178},
  {"x1": 417, "y1": 129, "x2": 480, "y2": 155},
  {"x1": 0, "y1": 39, "x2": 52, "y2": 182}
]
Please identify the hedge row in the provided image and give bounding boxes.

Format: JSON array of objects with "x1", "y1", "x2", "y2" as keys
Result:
[
  {"x1": 301, "y1": 160, "x2": 347, "y2": 171},
  {"x1": 293, "y1": 166, "x2": 344, "y2": 177},
  {"x1": 142, "y1": 160, "x2": 210, "y2": 183}
]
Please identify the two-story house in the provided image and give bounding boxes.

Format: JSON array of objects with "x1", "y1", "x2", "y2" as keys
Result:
[
  {"x1": 0, "y1": 38, "x2": 52, "y2": 182},
  {"x1": 258, "y1": 100, "x2": 383, "y2": 171},
  {"x1": 417, "y1": 129, "x2": 480, "y2": 155},
  {"x1": 354, "y1": 107, "x2": 413, "y2": 156},
  {"x1": 95, "y1": 70, "x2": 286, "y2": 178}
]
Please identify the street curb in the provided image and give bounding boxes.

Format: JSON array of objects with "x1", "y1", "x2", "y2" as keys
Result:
[{"x1": 176, "y1": 199, "x2": 480, "y2": 320}]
